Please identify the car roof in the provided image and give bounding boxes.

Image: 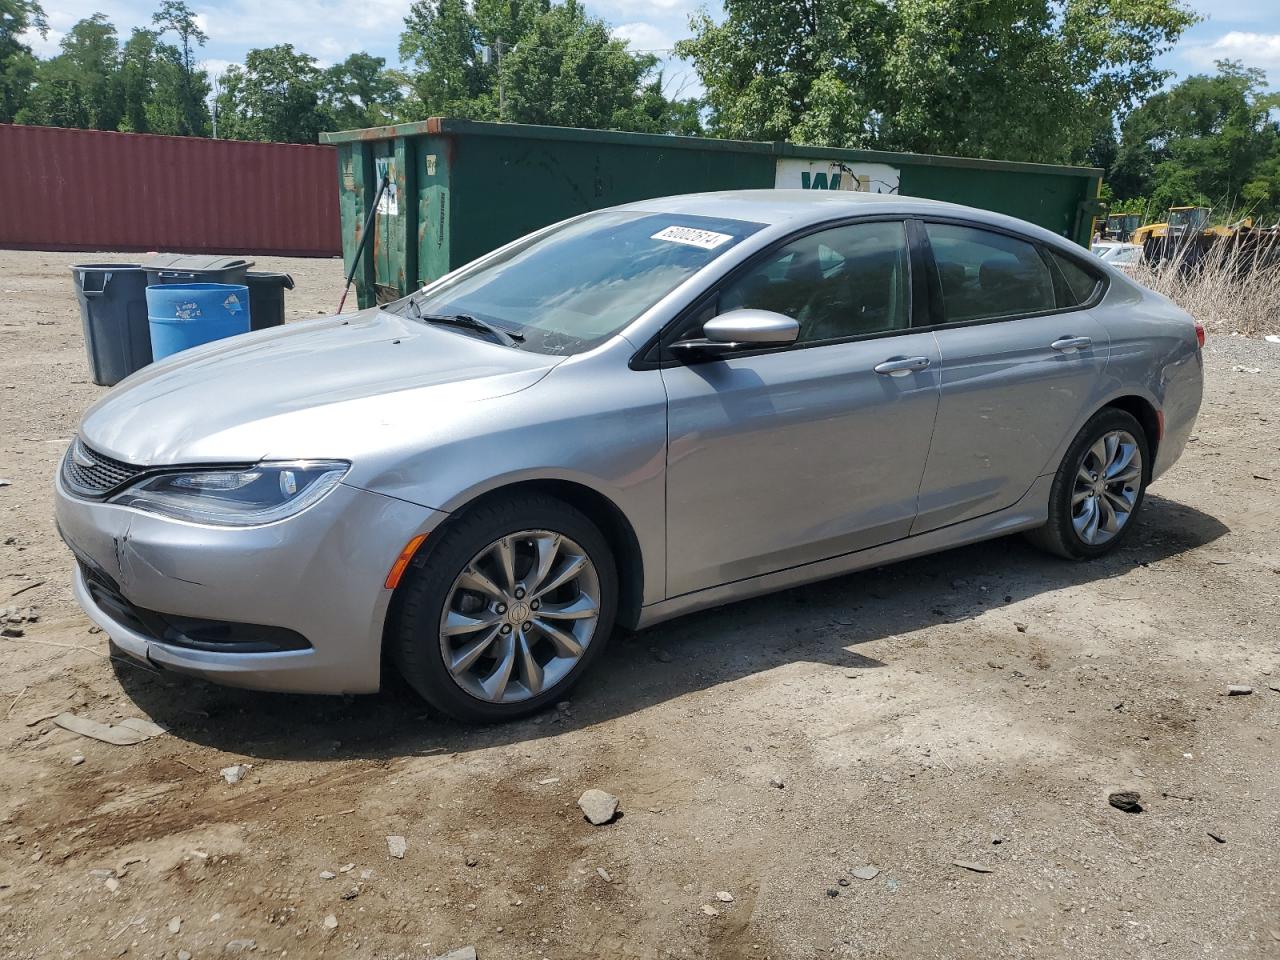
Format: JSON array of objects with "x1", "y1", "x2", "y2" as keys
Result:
[{"x1": 616, "y1": 189, "x2": 1078, "y2": 249}]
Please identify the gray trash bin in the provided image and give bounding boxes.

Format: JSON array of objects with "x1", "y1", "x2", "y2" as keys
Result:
[
  {"x1": 143, "y1": 254, "x2": 255, "y2": 287},
  {"x1": 71, "y1": 264, "x2": 153, "y2": 386},
  {"x1": 244, "y1": 272, "x2": 295, "y2": 331}
]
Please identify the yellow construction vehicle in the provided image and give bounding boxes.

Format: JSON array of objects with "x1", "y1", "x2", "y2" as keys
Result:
[
  {"x1": 1133, "y1": 206, "x2": 1204, "y2": 244},
  {"x1": 1133, "y1": 206, "x2": 1252, "y2": 244},
  {"x1": 1103, "y1": 213, "x2": 1143, "y2": 242}
]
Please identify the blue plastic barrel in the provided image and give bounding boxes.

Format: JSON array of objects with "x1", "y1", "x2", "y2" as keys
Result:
[{"x1": 145, "y1": 283, "x2": 252, "y2": 360}]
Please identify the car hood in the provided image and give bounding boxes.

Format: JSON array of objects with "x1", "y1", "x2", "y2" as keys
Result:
[{"x1": 78, "y1": 307, "x2": 561, "y2": 465}]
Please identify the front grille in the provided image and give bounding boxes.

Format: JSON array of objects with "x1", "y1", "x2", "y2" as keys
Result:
[{"x1": 61, "y1": 439, "x2": 146, "y2": 498}]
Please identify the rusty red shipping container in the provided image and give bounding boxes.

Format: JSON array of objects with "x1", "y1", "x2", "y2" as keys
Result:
[{"x1": 0, "y1": 124, "x2": 340, "y2": 257}]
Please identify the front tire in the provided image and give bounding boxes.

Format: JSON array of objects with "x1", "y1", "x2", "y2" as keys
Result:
[
  {"x1": 1025, "y1": 407, "x2": 1150, "y2": 559},
  {"x1": 390, "y1": 494, "x2": 617, "y2": 722}
]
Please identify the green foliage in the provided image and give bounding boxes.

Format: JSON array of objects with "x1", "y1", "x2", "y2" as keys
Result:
[
  {"x1": 214, "y1": 45, "x2": 328, "y2": 144},
  {"x1": 400, "y1": 0, "x2": 486, "y2": 118},
  {"x1": 118, "y1": 28, "x2": 159, "y2": 132},
  {"x1": 0, "y1": 0, "x2": 45, "y2": 123},
  {"x1": 322, "y1": 53, "x2": 405, "y2": 131},
  {"x1": 499, "y1": 1, "x2": 656, "y2": 127},
  {"x1": 398, "y1": 0, "x2": 701, "y2": 133},
  {"x1": 2, "y1": 0, "x2": 1274, "y2": 230},
  {"x1": 1109, "y1": 61, "x2": 1280, "y2": 219},
  {"x1": 678, "y1": 0, "x2": 1197, "y2": 163},
  {"x1": 16, "y1": 14, "x2": 123, "y2": 130},
  {"x1": 150, "y1": 1, "x2": 209, "y2": 135}
]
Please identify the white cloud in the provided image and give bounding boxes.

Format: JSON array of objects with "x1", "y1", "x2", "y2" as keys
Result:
[
  {"x1": 592, "y1": 0, "x2": 692, "y2": 17},
  {"x1": 612, "y1": 22, "x2": 677, "y2": 52},
  {"x1": 19, "y1": 28, "x2": 63, "y2": 57},
  {"x1": 1183, "y1": 31, "x2": 1280, "y2": 74},
  {"x1": 200, "y1": 57, "x2": 236, "y2": 79}
]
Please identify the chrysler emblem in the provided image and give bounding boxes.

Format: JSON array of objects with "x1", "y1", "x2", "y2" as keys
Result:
[{"x1": 72, "y1": 442, "x2": 97, "y2": 469}]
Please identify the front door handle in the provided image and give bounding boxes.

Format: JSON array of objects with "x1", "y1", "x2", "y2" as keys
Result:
[
  {"x1": 874, "y1": 356, "x2": 932, "y2": 377},
  {"x1": 1051, "y1": 336, "x2": 1092, "y2": 353}
]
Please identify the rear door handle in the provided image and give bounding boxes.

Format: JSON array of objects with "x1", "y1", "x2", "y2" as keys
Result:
[
  {"x1": 874, "y1": 356, "x2": 932, "y2": 377},
  {"x1": 1051, "y1": 336, "x2": 1092, "y2": 353}
]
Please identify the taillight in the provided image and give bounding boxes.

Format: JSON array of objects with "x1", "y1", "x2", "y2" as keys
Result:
[{"x1": 1194, "y1": 321, "x2": 1206, "y2": 349}]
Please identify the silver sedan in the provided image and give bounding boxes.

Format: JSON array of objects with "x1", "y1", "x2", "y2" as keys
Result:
[{"x1": 54, "y1": 190, "x2": 1204, "y2": 721}]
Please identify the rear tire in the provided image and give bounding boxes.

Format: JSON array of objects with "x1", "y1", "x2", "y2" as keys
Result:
[
  {"x1": 390, "y1": 494, "x2": 617, "y2": 722},
  {"x1": 1025, "y1": 407, "x2": 1150, "y2": 559}
]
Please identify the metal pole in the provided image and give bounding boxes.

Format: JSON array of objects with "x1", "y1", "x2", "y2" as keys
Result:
[
  {"x1": 497, "y1": 35, "x2": 504, "y2": 121},
  {"x1": 336, "y1": 172, "x2": 390, "y2": 315},
  {"x1": 211, "y1": 74, "x2": 219, "y2": 139}
]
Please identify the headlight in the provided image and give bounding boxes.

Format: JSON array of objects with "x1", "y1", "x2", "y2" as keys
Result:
[{"x1": 111, "y1": 461, "x2": 349, "y2": 526}]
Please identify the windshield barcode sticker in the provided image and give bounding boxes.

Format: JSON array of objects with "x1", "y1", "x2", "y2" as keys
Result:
[{"x1": 651, "y1": 226, "x2": 733, "y2": 249}]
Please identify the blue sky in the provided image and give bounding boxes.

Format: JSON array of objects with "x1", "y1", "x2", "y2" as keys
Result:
[{"x1": 22, "y1": 0, "x2": 1280, "y2": 104}]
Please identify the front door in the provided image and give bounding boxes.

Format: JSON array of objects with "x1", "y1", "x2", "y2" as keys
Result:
[{"x1": 660, "y1": 219, "x2": 942, "y2": 598}]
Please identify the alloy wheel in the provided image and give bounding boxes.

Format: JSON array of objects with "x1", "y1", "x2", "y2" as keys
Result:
[
  {"x1": 439, "y1": 530, "x2": 601, "y2": 703},
  {"x1": 1071, "y1": 429, "x2": 1143, "y2": 546}
]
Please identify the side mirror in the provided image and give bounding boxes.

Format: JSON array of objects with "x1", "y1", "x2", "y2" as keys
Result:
[{"x1": 672, "y1": 309, "x2": 800, "y2": 357}]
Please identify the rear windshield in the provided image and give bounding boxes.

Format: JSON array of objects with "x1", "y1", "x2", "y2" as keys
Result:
[{"x1": 403, "y1": 211, "x2": 764, "y2": 355}]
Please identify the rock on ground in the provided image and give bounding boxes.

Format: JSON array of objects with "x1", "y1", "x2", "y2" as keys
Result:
[{"x1": 577, "y1": 789, "x2": 620, "y2": 825}]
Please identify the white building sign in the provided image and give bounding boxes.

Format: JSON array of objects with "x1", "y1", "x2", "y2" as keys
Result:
[{"x1": 775, "y1": 158, "x2": 900, "y2": 194}]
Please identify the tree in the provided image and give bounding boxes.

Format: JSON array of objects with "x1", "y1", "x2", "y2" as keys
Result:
[
  {"x1": 678, "y1": 0, "x2": 889, "y2": 147},
  {"x1": 16, "y1": 14, "x2": 123, "y2": 130},
  {"x1": 499, "y1": 1, "x2": 656, "y2": 128},
  {"x1": 1110, "y1": 61, "x2": 1280, "y2": 217},
  {"x1": 398, "y1": 0, "x2": 699, "y2": 132},
  {"x1": 0, "y1": 0, "x2": 45, "y2": 123},
  {"x1": 151, "y1": 0, "x2": 210, "y2": 135},
  {"x1": 678, "y1": 0, "x2": 1199, "y2": 163},
  {"x1": 118, "y1": 28, "x2": 159, "y2": 132},
  {"x1": 321, "y1": 52, "x2": 404, "y2": 131},
  {"x1": 215, "y1": 44, "x2": 329, "y2": 143},
  {"x1": 400, "y1": 0, "x2": 486, "y2": 117}
]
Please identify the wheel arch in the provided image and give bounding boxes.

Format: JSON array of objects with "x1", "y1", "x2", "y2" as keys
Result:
[
  {"x1": 386, "y1": 477, "x2": 646, "y2": 639},
  {"x1": 1100, "y1": 393, "x2": 1161, "y2": 467}
]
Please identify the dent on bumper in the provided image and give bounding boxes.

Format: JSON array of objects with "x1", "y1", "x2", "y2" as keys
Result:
[{"x1": 57, "y1": 480, "x2": 446, "y2": 695}]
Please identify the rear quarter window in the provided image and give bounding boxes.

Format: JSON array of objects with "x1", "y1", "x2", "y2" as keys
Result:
[{"x1": 1045, "y1": 249, "x2": 1104, "y2": 306}]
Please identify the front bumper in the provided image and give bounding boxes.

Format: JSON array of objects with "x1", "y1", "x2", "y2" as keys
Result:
[{"x1": 55, "y1": 476, "x2": 445, "y2": 694}]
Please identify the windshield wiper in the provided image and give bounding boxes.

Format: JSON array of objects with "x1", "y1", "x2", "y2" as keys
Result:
[{"x1": 405, "y1": 298, "x2": 523, "y2": 347}]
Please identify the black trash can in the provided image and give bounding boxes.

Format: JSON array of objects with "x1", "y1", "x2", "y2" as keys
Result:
[
  {"x1": 71, "y1": 264, "x2": 153, "y2": 386},
  {"x1": 143, "y1": 254, "x2": 255, "y2": 287},
  {"x1": 244, "y1": 272, "x2": 295, "y2": 331}
]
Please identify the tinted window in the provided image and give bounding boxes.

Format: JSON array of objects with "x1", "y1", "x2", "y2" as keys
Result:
[
  {"x1": 718, "y1": 221, "x2": 910, "y2": 343},
  {"x1": 408, "y1": 211, "x2": 764, "y2": 355},
  {"x1": 926, "y1": 223, "x2": 1056, "y2": 323},
  {"x1": 1048, "y1": 249, "x2": 1104, "y2": 303}
]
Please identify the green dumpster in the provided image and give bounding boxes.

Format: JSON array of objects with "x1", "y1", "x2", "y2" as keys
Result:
[{"x1": 320, "y1": 119, "x2": 1104, "y2": 310}]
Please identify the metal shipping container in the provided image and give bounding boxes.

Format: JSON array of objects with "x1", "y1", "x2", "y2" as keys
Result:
[
  {"x1": 321, "y1": 118, "x2": 1103, "y2": 309},
  {"x1": 0, "y1": 124, "x2": 341, "y2": 257}
]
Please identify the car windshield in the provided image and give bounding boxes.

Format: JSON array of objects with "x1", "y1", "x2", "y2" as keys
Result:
[{"x1": 398, "y1": 211, "x2": 765, "y2": 355}]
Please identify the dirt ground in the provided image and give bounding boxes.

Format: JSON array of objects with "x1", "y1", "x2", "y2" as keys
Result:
[{"x1": 0, "y1": 248, "x2": 1278, "y2": 960}]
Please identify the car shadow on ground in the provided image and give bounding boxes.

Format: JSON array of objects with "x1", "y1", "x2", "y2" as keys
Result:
[{"x1": 114, "y1": 493, "x2": 1228, "y2": 761}]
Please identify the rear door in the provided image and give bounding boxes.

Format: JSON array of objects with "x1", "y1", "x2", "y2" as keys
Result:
[{"x1": 912, "y1": 220, "x2": 1110, "y2": 533}]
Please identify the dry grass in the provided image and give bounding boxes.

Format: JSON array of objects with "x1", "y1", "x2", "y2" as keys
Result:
[{"x1": 1130, "y1": 239, "x2": 1280, "y2": 337}]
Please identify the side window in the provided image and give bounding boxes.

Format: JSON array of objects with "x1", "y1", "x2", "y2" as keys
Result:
[
  {"x1": 925, "y1": 222, "x2": 1056, "y2": 323},
  {"x1": 1046, "y1": 249, "x2": 1103, "y2": 305},
  {"x1": 717, "y1": 221, "x2": 910, "y2": 344}
]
